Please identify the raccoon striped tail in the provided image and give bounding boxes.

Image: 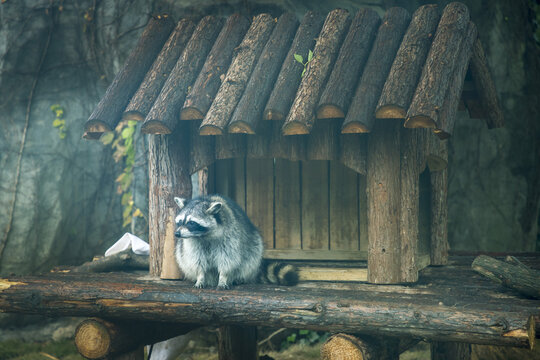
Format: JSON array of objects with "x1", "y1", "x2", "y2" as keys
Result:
[{"x1": 260, "y1": 261, "x2": 299, "y2": 286}]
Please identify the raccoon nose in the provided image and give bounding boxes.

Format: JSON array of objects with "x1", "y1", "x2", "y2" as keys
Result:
[{"x1": 174, "y1": 230, "x2": 181, "y2": 238}]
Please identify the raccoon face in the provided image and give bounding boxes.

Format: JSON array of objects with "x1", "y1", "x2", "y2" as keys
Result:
[{"x1": 174, "y1": 197, "x2": 222, "y2": 238}]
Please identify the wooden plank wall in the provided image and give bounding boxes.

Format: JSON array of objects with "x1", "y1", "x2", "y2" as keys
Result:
[{"x1": 210, "y1": 158, "x2": 368, "y2": 260}]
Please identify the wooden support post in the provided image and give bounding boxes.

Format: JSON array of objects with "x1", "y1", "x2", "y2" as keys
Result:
[
  {"x1": 321, "y1": 334, "x2": 399, "y2": 360},
  {"x1": 406, "y1": 2, "x2": 470, "y2": 129},
  {"x1": 264, "y1": 11, "x2": 325, "y2": 121},
  {"x1": 74, "y1": 318, "x2": 195, "y2": 359},
  {"x1": 282, "y1": 9, "x2": 350, "y2": 135},
  {"x1": 84, "y1": 16, "x2": 174, "y2": 135},
  {"x1": 342, "y1": 7, "x2": 411, "y2": 133},
  {"x1": 430, "y1": 140, "x2": 448, "y2": 265},
  {"x1": 123, "y1": 19, "x2": 196, "y2": 121},
  {"x1": 431, "y1": 342, "x2": 471, "y2": 360},
  {"x1": 148, "y1": 123, "x2": 192, "y2": 278},
  {"x1": 218, "y1": 325, "x2": 258, "y2": 360},
  {"x1": 367, "y1": 119, "x2": 401, "y2": 283}
]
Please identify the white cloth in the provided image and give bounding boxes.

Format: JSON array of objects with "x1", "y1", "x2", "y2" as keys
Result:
[{"x1": 104, "y1": 232, "x2": 149, "y2": 257}]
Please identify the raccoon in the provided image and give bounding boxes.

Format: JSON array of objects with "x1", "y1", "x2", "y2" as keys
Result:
[{"x1": 173, "y1": 194, "x2": 298, "y2": 289}]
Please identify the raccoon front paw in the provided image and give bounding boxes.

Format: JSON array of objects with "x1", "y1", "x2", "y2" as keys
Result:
[
  {"x1": 194, "y1": 281, "x2": 205, "y2": 289},
  {"x1": 217, "y1": 283, "x2": 230, "y2": 290}
]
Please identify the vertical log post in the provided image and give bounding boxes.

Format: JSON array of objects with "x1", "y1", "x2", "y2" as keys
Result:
[
  {"x1": 430, "y1": 140, "x2": 448, "y2": 265},
  {"x1": 367, "y1": 119, "x2": 401, "y2": 284},
  {"x1": 218, "y1": 325, "x2": 258, "y2": 360},
  {"x1": 148, "y1": 123, "x2": 192, "y2": 278}
]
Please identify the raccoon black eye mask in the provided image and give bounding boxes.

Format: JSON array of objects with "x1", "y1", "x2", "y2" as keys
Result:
[{"x1": 173, "y1": 194, "x2": 297, "y2": 289}]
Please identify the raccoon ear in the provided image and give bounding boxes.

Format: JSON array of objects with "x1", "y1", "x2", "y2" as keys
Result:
[
  {"x1": 205, "y1": 201, "x2": 222, "y2": 215},
  {"x1": 174, "y1": 197, "x2": 186, "y2": 209}
]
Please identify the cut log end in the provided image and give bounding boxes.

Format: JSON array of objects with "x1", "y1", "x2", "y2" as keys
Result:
[
  {"x1": 263, "y1": 109, "x2": 284, "y2": 121},
  {"x1": 84, "y1": 120, "x2": 111, "y2": 133},
  {"x1": 180, "y1": 107, "x2": 204, "y2": 120},
  {"x1": 75, "y1": 319, "x2": 111, "y2": 359},
  {"x1": 317, "y1": 105, "x2": 345, "y2": 119},
  {"x1": 321, "y1": 334, "x2": 364, "y2": 360},
  {"x1": 341, "y1": 122, "x2": 370, "y2": 134},
  {"x1": 282, "y1": 121, "x2": 310, "y2": 135},
  {"x1": 122, "y1": 111, "x2": 145, "y2": 122},
  {"x1": 228, "y1": 122, "x2": 255, "y2": 134},
  {"x1": 527, "y1": 316, "x2": 536, "y2": 350},
  {"x1": 199, "y1": 125, "x2": 223, "y2": 136},
  {"x1": 426, "y1": 154, "x2": 448, "y2": 172},
  {"x1": 141, "y1": 121, "x2": 172, "y2": 134},
  {"x1": 82, "y1": 132, "x2": 104, "y2": 140},
  {"x1": 375, "y1": 105, "x2": 407, "y2": 119},
  {"x1": 434, "y1": 128, "x2": 451, "y2": 140},
  {"x1": 404, "y1": 115, "x2": 436, "y2": 129}
]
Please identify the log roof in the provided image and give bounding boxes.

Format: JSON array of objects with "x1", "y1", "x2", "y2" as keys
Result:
[{"x1": 84, "y1": 3, "x2": 503, "y2": 142}]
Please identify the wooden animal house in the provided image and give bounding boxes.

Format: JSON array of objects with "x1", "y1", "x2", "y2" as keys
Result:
[
  {"x1": 3, "y1": 3, "x2": 539, "y2": 360},
  {"x1": 83, "y1": 2, "x2": 504, "y2": 284}
]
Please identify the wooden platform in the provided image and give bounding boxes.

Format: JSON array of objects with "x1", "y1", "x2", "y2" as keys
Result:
[{"x1": 0, "y1": 256, "x2": 538, "y2": 348}]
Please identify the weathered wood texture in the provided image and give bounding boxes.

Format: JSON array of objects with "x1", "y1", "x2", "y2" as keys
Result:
[
  {"x1": 282, "y1": 9, "x2": 350, "y2": 135},
  {"x1": 264, "y1": 11, "x2": 326, "y2": 121},
  {"x1": 430, "y1": 141, "x2": 449, "y2": 265},
  {"x1": 123, "y1": 19, "x2": 195, "y2": 122},
  {"x1": 339, "y1": 134, "x2": 367, "y2": 175},
  {"x1": 306, "y1": 120, "x2": 340, "y2": 160},
  {"x1": 189, "y1": 121, "x2": 215, "y2": 174},
  {"x1": 366, "y1": 119, "x2": 401, "y2": 283},
  {"x1": 85, "y1": 16, "x2": 174, "y2": 134},
  {"x1": 472, "y1": 255, "x2": 540, "y2": 299},
  {"x1": 218, "y1": 326, "x2": 257, "y2": 360},
  {"x1": 142, "y1": 16, "x2": 223, "y2": 134},
  {"x1": 321, "y1": 334, "x2": 399, "y2": 360},
  {"x1": 317, "y1": 9, "x2": 380, "y2": 119},
  {"x1": 200, "y1": 14, "x2": 275, "y2": 135},
  {"x1": 342, "y1": 7, "x2": 411, "y2": 133},
  {"x1": 74, "y1": 318, "x2": 195, "y2": 359},
  {"x1": 181, "y1": 14, "x2": 250, "y2": 120},
  {"x1": 1, "y1": 258, "x2": 538, "y2": 348},
  {"x1": 469, "y1": 38, "x2": 505, "y2": 129},
  {"x1": 376, "y1": 5, "x2": 440, "y2": 119},
  {"x1": 228, "y1": 13, "x2": 299, "y2": 134},
  {"x1": 72, "y1": 250, "x2": 148, "y2": 273},
  {"x1": 431, "y1": 342, "x2": 471, "y2": 360},
  {"x1": 435, "y1": 22, "x2": 477, "y2": 139},
  {"x1": 406, "y1": 3, "x2": 470, "y2": 129},
  {"x1": 147, "y1": 124, "x2": 192, "y2": 277}
]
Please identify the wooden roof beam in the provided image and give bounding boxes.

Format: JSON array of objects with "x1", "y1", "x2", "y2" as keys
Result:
[
  {"x1": 341, "y1": 7, "x2": 411, "y2": 133},
  {"x1": 84, "y1": 16, "x2": 174, "y2": 137},
  {"x1": 199, "y1": 14, "x2": 275, "y2": 136},
  {"x1": 282, "y1": 9, "x2": 350, "y2": 135}
]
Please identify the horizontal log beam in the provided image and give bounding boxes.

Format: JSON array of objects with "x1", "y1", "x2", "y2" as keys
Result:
[{"x1": 0, "y1": 263, "x2": 538, "y2": 348}]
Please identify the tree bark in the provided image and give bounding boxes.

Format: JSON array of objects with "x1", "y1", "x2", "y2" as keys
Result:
[
  {"x1": 181, "y1": 14, "x2": 250, "y2": 121},
  {"x1": 317, "y1": 9, "x2": 380, "y2": 119},
  {"x1": 406, "y1": 3, "x2": 470, "y2": 129},
  {"x1": 85, "y1": 16, "x2": 174, "y2": 134},
  {"x1": 430, "y1": 140, "x2": 449, "y2": 266},
  {"x1": 123, "y1": 19, "x2": 195, "y2": 122},
  {"x1": 142, "y1": 16, "x2": 223, "y2": 134},
  {"x1": 263, "y1": 11, "x2": 325, "y2": 121},
  {"x1": 147, "y1": 123, "x2": 192, "y2": 278},
  {"x1": 338, "y1": 134, "x2": 367, "y2": 175},
  {"x1": 228, "y1": 13, "x2": 299, "y2": 134},
  {"x1": 199, "y1": 14, "x2": 275, "y2": 135},
  {"x1": 469, "y1": 37, "x2": 505, "y2": 129},
  {"x1": 376, "y1": 5, "x2": 440, "y2": 119},
  {"x1": 321, "y1": 334, "x2": 399, "y2": 360},
  {"x1": 436, "y1": 22, "x2": 477, "y2": 139},
  {"x1": 282, "y1": 9, "x2": 350, "y2": 135},
  {"x1": 0, "y1": 263, "x2": 538, "y2": 348},
  {"x1": 342, "y1": 7, "x2": 411, "y2": 133}
]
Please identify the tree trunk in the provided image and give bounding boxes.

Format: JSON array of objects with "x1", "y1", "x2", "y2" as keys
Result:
[{"x1": 218, "y1": 325, "x2": 258, "y2": 360}]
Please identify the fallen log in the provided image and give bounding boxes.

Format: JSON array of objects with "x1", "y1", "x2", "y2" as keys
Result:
[
  {"x1": 71, "y1": 250, "x2": 148, "y2": 273},
  {"x1": 472, "y1": 255, "x2": 540, "y2": 299},
  {"x1": 84, "y1": 16, "x2": 174, "y2": 135}
]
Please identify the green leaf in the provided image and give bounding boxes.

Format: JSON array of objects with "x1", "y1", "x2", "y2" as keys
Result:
[
  {"x1": 294, "y1": 53, "x2": 303, "y2": 64},
  {"x1": 299, "y1": 329, "x2": 310, "y2": 335},
  {"x1": 133, "y1": 208, "x2": 143, "y2": 217},
  {"x1": 52, "y1": 119, "x2": 63, "y2": 127},
  {"x1": 100, "y1": 132, "x2": 115, "y2": 145},
  {"x1": 307, "y1": 49, "x2": 313, "y2": 62},
  {"x1": 301, "y1": 68, "x2": 306, "y2": 78},
  {"x1": 121, "y1": 126, "x2": 135, "y2": 139},
  {"x1": 59, "y1": 131, "x2": 66, "y2": 139},
  {"x1": 286, "y1": 333, "x2": 297, "y2": 343}
]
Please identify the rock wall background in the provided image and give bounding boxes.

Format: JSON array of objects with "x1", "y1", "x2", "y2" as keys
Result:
[{"x1": 0, "y1": 0, "x2": 538, "y2": 277}]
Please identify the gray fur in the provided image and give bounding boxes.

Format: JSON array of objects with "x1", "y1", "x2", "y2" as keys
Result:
[{"x1": 174, "y1": 194, "x2": 263, "y2": 289}]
